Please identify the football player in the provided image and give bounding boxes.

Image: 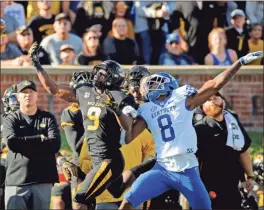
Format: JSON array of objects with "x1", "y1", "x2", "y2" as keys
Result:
[
  {"x1": 119, "y1": 51, "x2": 264, "y2": 209},
  {"x1": 57, "y1": 70, "x2": 155, "y2": 209},
  {"x1": 0, "y1": 85, "x2": 20, "y2": 208},
  {"x1": 29, "y1": 42, "x2": 136, "y2": 206},
  {"x1": 123, "y1": 66, "x2": 182, "y2": 209}
]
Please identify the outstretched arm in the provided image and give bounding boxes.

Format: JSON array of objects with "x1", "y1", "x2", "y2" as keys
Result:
[
  {"x1": 187, "y1": 51, "x2": 263, "y2": 109},
  {"x1": 29, "y1": 42, "x2": 77, "y2": 102}
]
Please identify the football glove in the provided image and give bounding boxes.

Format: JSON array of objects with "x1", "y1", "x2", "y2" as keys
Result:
[
  {"x1": 59, "y1": 158, "x2": 78, "y2": 181},
  {"x1": 29, "y1": 41, "x2": 42, "y2": 69},
  {"x1": 239, "y1": 51, "x2": 263, "y2": 65},
  {"x1": 104, "y1": 89, "x2": 122, "y2": 116}
]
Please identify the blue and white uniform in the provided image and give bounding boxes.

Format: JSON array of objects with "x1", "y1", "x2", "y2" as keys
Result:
[{"x1": 124, "y1": 82, "x2": 211, "y2": 209}]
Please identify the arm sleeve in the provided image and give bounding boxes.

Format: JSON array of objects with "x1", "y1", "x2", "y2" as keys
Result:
[{"x1": 61, "y1": 107, "x2": 84, "y2": 155}]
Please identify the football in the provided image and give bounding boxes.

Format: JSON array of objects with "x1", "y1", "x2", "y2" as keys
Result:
[{"x1": 0, "y1": 19, "x2": 6, "y2": 36}]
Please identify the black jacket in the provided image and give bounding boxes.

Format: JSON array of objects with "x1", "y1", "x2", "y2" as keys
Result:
[
  {"x1": 2, "y1": 109, "x2": 60, "y2": 186},
  {"x1": 194, "y1": 109, "x2": 251, "y2": 193}
]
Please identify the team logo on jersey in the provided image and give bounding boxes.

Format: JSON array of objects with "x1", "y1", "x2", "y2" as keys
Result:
[
  {"x1": 84, "y1": 92, "x2": 90, "y2": 98},
  {"x1": 40, "y1": 123, "x2": 46, "y2": 128},
  {"x1": 151, "y1": 106, "x2": 157, "y2": 112}
]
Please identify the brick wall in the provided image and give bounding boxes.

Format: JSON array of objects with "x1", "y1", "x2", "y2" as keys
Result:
[{"x1": 1, "y1": 66, "x2": 263, "y2": 131}]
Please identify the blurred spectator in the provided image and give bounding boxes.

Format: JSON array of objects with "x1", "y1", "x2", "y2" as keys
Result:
[
  {"x1": 77, "y1": 29, "x2": 107, "y2": 66},
  {"x1": 88, "y1": 24, "x2": 104, "y2": 44},
  {"x1": 248, "y1": 23, "x2": 263, "y2": 65},
  {"x1": 205, "y1": 28, "x2": 237, "y2": 65},
  {"x1": 107, "y1": 1, "x2": 135, "y2": 40},
  {"x1": 132, "y1": 1, "x2": 151, "y2": 64},
  {"x1": 226, "y1": 9, "x2": 249, "y2": 58},
  {"x1": 0, "y1": 34, "x2": 23, "y2": 66},
  {"x1": 73, "y1": 1, "x2": 113, "y2": 39},
  {"x1": 103, "y1": 17, "x2": 140, "y2": 65},
  {"x1": 214, "y1": 1, "x2": 238, "y2": 28},
  {"x1": 14, "y1": 1, "x2": 28, "y2": 17},
  {"x1": 171, "y1": 2, "x2": 219, "y2": 64},
  {"x1": 16, "y1": 25, "x2": 50, "y2": 65},
  {"x1": 146, "y1": 2, "x2": 176, "y2": 64},
  {"x1": 0, "y1": 1, "x2": 20, "y2": 43},
  {"x1": 246, "y1": 1, "x2": 264, "y2": 24},
  {"x1": 159, "y1": 32, "x2": 194, "y2": 65},
  {"x1": 40, "y1": 13, "x2": 82, "y2": 66},
  {"x1": 4, "y1": 1, "x2": 26, "y2": 27},
  {"x1": 26, "y1": 1, "x2": 69, "y2": 23},
  {"x1": 27, "y1": 0, "x2": 55, "y2": 44},
  {"x1": 133, "y1": 2, "x2": 175, "y2": 64},
  {"x1": 60, "y1": 44, "x2": 76, "y2": 65}
]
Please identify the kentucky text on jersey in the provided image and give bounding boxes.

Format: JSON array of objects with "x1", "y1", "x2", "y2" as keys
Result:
[{"x1": 151, "y1": 105, "x2": 178, "y2": 119}]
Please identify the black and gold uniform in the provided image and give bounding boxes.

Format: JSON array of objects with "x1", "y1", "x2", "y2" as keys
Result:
[{"x1": 72, "y1": 61, "x2": 137, "y2": 205}]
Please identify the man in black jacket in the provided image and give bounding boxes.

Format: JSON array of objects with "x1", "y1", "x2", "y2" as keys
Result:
[{"x1": 2, "y1": 80, "x2": 61, "y2": 209}]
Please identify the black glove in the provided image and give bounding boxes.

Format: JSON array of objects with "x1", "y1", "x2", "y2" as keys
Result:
[
  {"x1": 104, "y1": 89, "x2": 122, "y2": 116},
  {"x1": 29, "y1": 41, "x2": 42, "y2": 69}
]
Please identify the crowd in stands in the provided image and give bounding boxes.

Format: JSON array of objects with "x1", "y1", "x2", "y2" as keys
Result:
[{"x1": 1, "y1": 1, "x2": 263, "y2": 67}]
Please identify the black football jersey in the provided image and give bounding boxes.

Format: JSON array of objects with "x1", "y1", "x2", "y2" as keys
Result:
[{"x1": 76, "y1": 85, "x2": 136, "y2": 158}]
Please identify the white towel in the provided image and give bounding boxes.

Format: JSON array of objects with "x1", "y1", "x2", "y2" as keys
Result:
[{"x1": 224, "y1": 110, "x2": 245, "y2": 151}]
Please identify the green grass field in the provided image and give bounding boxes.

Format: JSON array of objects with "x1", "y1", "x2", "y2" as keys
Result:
[{"x1": 60, "y1": 131, "x2": 263, "y2": 158}]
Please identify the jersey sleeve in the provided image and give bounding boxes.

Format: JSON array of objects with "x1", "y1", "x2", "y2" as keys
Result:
[
  {"x1": 60, "y1": 104, "x2": 84, "y2": 155},
  {"x1": 176, "y1": 85, "x2": 197, "y2": 98}
]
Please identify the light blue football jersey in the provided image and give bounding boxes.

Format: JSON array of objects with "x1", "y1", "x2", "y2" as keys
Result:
[{"x1": 138, "y1": 85, "x2": 198, "y2": 171}]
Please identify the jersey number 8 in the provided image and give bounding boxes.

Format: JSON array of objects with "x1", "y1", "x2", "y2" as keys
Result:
[
  {"x1": 157, "y1": 114, "x2": 175, "y2": 142},
  {"x1": 87, "y1": 107, "x2": 101, "y2": 131}
]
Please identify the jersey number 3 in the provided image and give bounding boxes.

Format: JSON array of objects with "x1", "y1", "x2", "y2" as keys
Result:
[
  {"x1": 87, "y1": 107, "x2": 101, "y2": 131},
  {"x1": 157, "y1": 114, "x2": 175, "y2": 142}
]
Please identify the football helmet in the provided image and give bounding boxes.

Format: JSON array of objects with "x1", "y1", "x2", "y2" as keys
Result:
[
  {"x1": 92, "y1": 60, "x2": 125, "y2": 89},
  {"x1": 125, "y1": 65, "x2": 150, "y2": 90},
  {"x1": 70, "y1": 71, "x2": 93, "y2": 89},
  {"x1": 2, "y1": 85, "x2": 19, "y2": 114},
  {"x1": 142, "y1": 72, "x2": 179, "y2": 101}
]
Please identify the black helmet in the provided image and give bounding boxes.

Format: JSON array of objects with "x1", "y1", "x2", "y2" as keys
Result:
[
  {"x1": 92, "y1": 60, "x2": 125, "y2": 89},
  {"x1": 125, "y1": 65, "x2": 150, "y2": 90},
  {"x1": 70, "y1": 71, "x2": 93, "y2": 90},
  {"x1": 2, "y1": 85, "x2": 19, "y2": 114}
]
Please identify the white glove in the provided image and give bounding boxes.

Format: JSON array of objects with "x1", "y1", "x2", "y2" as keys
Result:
[
  {"x1": 239, "y1": 51, "x2": 263, "y2": 65},
  {"x1": 122, "y1": 105, "x2": 138, "y2": 118}
]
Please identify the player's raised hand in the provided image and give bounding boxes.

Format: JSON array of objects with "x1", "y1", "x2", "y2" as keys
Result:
[
  {"x1": 29, "y1": 41, "x2": 42, "y2": 68},
  {"x1": 239, "y1": 51, "x2": 263, "y2": 65},
  {"x1": 104, "y1": 89, "x2": 122, "y2": 116}
]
